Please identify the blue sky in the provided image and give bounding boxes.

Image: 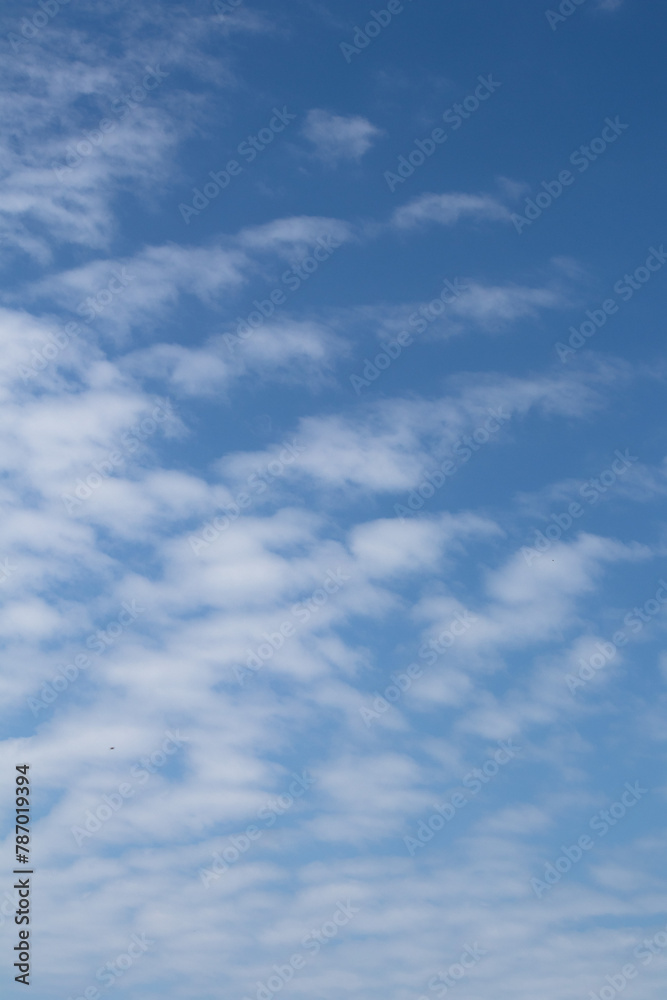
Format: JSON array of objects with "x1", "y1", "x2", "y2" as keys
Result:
[{"x1": 0, "y1": 0, "x2": 666, "y2": 998}]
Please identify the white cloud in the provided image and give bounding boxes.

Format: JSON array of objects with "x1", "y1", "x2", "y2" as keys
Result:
[
  {"x1": 0, "y1": 3, "x2": 265, "y2": 260},
  {"x1": 121, "y1": 319, "x2": 346, "y2": 396},
  {"x1": 449, "y1": 282, "x2": 562, "y2": 327},
  {"x1": 349, "y1": 513, "x2": 499, "y2": 578},
  {"x1": 392, "y1": 191, "x2": 511, "y2": 228},
  {"x1": 220, "y1": 367, "x2": 615, "y2": 494},
  {"x1": 238, "y1": 215, "x2": 354, "y2": 255},
  {"x1": 0, "y1": 8, "x2": 661, "y2": 1000},
  {"x1": 28, "y1": 244, "x2": 246, "y2": 339},
  {"x1": 302, "y1": 109, "x2": 384, "y2": 164},
  {"x1": 0, "y1": 51, "x2": 180, "y2": 255}
]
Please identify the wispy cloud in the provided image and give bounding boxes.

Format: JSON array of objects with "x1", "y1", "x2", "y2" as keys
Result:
[
  {"x1": 392, "y1": 191, "x2": 511, "y2": 228},
  {"x1": 302, "y1": 109, "x2": 384, "y2": 164}
]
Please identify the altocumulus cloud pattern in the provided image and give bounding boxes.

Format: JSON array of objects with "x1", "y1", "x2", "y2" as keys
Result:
[{"x1": 0, "y1": 1, "x2": 666, "y2": 999}]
